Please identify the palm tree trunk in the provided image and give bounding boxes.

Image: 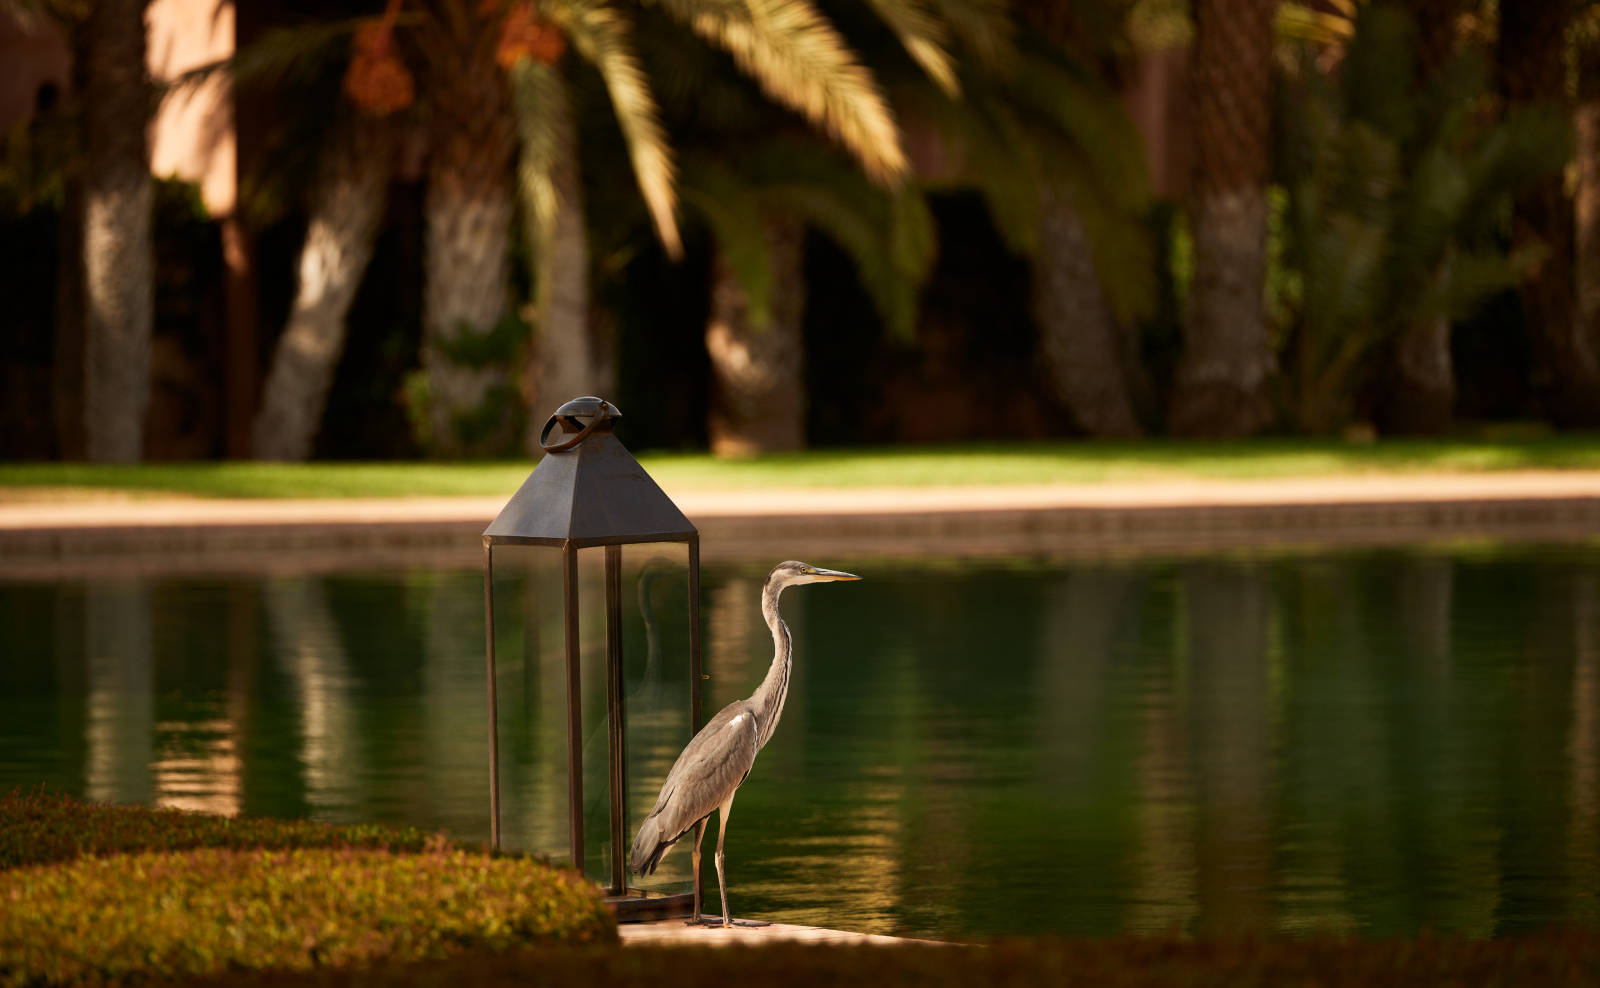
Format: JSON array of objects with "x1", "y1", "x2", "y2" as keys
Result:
[
  {"x1": 1576, "y1": 30, "x2": 1600, "y2": 386},
  {"x1": 517, "y1": 69, "x2": 598, "y2": 452},
  {"x1": 1169, "y1": 0, "x2": 1276, "y2": 438},
  {"x1": 420, "y1": 32, "x2": 516, "y2": 456},
  {"x1": 1386, "y1": 315, "x2": 1455, "y2": 435},
  {"x1": 253, "y1": 119, "x2": 393, "y2": 461},
  {"x1": 1380, "y1": 0, "x2": 1462, "y2": 435},
  {"x1": 706, "y1": 215, "x2": 806, "y2": 456},
  {"x1": 80, "y1": 0, "x2": 154, "y2": 463},
  {"x1": 1033, "y1": 184, "x2": 1143, "y2": 437},
  {"x1": 1499, "y1": 1, "x2": 1600, "y2": 426}
]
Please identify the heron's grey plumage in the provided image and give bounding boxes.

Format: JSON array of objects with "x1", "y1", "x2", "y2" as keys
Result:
[{"x1": 628, "y1": 559, "x2": 860, "y2": 927}]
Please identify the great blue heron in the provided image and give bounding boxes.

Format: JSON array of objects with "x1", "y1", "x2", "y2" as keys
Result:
[{"x1": 629, "y1": 560, "x2": 860, "y2": 928}]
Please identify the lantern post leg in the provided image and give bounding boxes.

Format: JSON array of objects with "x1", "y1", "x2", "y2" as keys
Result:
[
  {"x1": 605, "y1": 544, "x2": 626, "y2": 895},
  {"x1": 483, "y1": 540, "x2": 500, "y2": 851},
  {"x1": 687, "y1": 534, "x2": 703, "y2": 913},
  {"x1": 562, "y1": 543, "x2": 584, "y2": 873}
]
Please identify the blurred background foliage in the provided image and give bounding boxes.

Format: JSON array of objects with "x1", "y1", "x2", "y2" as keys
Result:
[{"x1": 0, "y1": 0, "x2": 1595, "y2": 461}]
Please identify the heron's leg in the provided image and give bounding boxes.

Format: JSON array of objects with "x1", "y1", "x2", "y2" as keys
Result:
[
  {"x1": 687, "y1": 818, "x2": 707, "y2": 926},
  {"x1": 714, "y1": 794, "x2": 736, "y2": 929}
]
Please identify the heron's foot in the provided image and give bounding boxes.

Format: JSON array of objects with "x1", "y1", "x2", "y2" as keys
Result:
[{"x1": 687, "y1": 915, "x2": 770, "y2": 929}]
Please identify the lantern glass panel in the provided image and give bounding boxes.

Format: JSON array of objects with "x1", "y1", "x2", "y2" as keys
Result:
[
  {"x1": 485, "y1": 540, "x2": 697, "y2": 895},
  {"x1": 485, "y1": 545, "x2": 572, "y2": 862},
  {"x1": 618, "y1": 542, "x2": 696, "y2": 898}
]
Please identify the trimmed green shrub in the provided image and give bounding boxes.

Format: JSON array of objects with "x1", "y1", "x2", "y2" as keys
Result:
[
  {"x1": 0, "y1": 845, "x2": 614, "y2": 984},
  {"x1": 0, "y1": 789, "x2": 444, "y2": 871}
]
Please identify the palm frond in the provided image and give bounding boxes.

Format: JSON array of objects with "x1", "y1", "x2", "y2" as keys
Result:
[
  {"x1": 682, "y1": 160, "x2": 775, "y2": 328},
  {"x1": 925, "y1": 0, "x2": 1014, "y2": 69},
  {"x1": 751, "y1": 143, "x2": 936, "y2": 336},
  {"x1": 164, "y1": 18, "x2": 372, "y2": 100},
  {"x1": 551, "y1": 0, "x2": 682, "y2": 257},
  {"x1": 859, "y1": 0, "x2": 959, "y2": 95},
  {"x1": 654, "y1": 0, "x2": 908, "y2": 185},
  {"x1": 510, "y1": 59, "x2": 567, "y2": 253}
]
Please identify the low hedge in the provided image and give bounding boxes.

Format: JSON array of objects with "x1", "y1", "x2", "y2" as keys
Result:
[
  {"x1": 0, "y1": 789, "x2": 443, "y2": 871},
  {"x1": 0, "y1": 845, "x2": 614, "y2": 984}
]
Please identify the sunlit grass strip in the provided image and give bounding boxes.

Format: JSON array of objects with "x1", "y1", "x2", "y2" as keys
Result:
[
  {"x1": 0, "y1": 789, "x2": 442, "y2": 871},
  {"x1": 0, "y1": 846, "x2": 613, "y2": 984},
  {"x1": 0, "y1": 436, "x2": 1598, "y2": 499}
]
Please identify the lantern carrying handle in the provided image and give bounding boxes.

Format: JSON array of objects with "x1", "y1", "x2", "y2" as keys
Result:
[{"x1": 539, "y1": 401, "x2": 612, "y2": 453}]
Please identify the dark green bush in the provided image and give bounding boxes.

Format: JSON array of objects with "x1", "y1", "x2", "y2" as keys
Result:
[
  {"x1": 0, "y1": 845, "x2": 614, "y2": 984},
  {"x1": 0, "y1": 789, "x2": 444, "y2": 871}
]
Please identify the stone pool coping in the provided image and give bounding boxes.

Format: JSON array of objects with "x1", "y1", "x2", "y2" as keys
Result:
[{"x1": 1, "y1": 470, "x2": 1597, "y2": 577}]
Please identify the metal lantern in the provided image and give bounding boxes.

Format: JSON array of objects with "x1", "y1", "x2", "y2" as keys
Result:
[{"x1": 481, "y1": 396, "x2": 701, "y2": 918}]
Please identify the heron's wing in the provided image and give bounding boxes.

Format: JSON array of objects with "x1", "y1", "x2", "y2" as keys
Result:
[{"x1": 630, "y1": 701, "x2": 760, "y2": 872}]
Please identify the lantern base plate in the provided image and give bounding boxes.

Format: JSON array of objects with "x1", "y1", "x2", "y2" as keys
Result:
[{"x1": 606, "y1": 890, "x2": 696, "y2": 923}]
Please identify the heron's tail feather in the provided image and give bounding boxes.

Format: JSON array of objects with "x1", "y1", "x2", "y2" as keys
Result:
[{"x1": 629, "y1": 812, "x2": 678, "y2": 876}]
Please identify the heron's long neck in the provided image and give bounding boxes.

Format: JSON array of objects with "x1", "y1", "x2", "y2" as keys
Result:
[{"x1": 748, "y1": 580, "x2": 792, "y2": 751}]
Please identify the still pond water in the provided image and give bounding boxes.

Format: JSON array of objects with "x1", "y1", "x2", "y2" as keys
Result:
[{"x1": 2, "y1": 543, "x2": 1599, "y2": 941}]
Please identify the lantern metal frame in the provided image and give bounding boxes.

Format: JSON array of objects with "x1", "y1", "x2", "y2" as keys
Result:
[{"x1": 481, "y1": 397, "x2": 702, "y2": 918}]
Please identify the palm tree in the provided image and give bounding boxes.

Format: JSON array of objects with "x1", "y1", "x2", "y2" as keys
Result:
[
  {"x1": 1498, "y1": 0, "x2": 1600, "y2": 426},
  {"x1": 1383, "y1": 0, "x2": 1462, "y2": 433},
  {"x1": 1578, "y1": 9, "x2": 1600, "y2": 369},
  {"x1": 423, "y1": 0, "x2": 917, "y2": 455},
  {"x1": 206, "y1": 9, "x2": 410, "y2": 461},
  {"x1": 1169, "y1": 0, "x2": 1277, "y2": 437},
  {"x1": 505, "y1": 1, "x2": 679, "y2": 453},
  {"x1": 1277, "y1": 4, "x2": 1567, "y2": 435},
  {"x1": 678, "y1": 140, "x2": 936, "y2": 454},
  {"x1": 77, "y1": 0, "x2": 154, "y2": 462},
  {"x1": 408, "y1": 1, "x2": 521, "y2": 455},
  {"x1": 252, "y1": 114, "x2": 395, "y2": 460},
  {"x1": 1017, "y1": 0, "x2": 1150, "y2": 438},
  {"x1": 596, "y1": 0, "x2": 953, "y2": 454}
]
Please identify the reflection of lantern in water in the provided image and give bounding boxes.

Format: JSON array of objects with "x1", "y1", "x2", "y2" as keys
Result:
[{"x1": 481, "y1": 397, "x2": 702, "y2": 920}]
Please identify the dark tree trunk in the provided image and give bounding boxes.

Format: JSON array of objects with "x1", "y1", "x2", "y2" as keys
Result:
[
  {"x1": 420, "y1": 20, "x2": 517, "y2": 456},
  {"x1": 1033, "y1": 185, "x2": 1143, "y2": 437},
  {"x1": 1380, "y1": 0, "x2": 1463, "y2": 434},
  {"x1": 707, "y1": 215, "x2": 806, "y2": 456},
  {"x1": 1499, "y1": 1, "x2": 1600, "y2": 426},
  {"x1": 54, "y1": 164, "x2": 85, "y2": 460},
  {"x1": 80, "y1": 0, "x2": 154, "y2": 462},
  {"x1": 1169, "y1": 0, "x2": 1277, "y2": 437},
  {"x1": 253, "y1": 118, "x2": 393, "y2": 460},
  {"x1": 521, "y1": 71, "x2": 599, "y2": 453},
  {"x1": 1576, "y1": 27, "x2": 1600, "y2": 391}
]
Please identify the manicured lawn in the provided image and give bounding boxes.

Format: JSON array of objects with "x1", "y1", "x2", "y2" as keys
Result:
[{"x1": 2, "y1": 436, "x2": 1599, "y2": 500}]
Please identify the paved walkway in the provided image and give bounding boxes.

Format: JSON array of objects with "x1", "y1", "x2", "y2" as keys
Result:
[
  {"x1": 617, "y1": 917, "x2": 940, "y2": 947},
  {"x1": 2, "y1": 471, "x2": 1597, "y2": 576},
  {"x1": 2, "y1": 471, "x2": 1598, "y2": 528}
]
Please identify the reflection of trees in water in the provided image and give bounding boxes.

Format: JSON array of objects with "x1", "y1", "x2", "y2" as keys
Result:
[
  {"x1": 1495, "y1": 556, "x2": 1579, "y2": 934},
  {"x1": 419, "y1": 570, "x2": 499, "y2": 841},
  {"x1": 1182, "y1": 562, "x2": 1272, "y2": 937},
  {"x1": 1571, "y1": 571, "x2": 1599, "y2": 925},
  {"x1": 84, "y1": 579, "x2": 153, "y2": 806},
  {"x1": 1384, "y1": 556, "x2": 1492, "y2": 937},
  {"x1": 263, "y1": 577, "x2": 362, "y2": 821},
  {"x1": 1034, "y1": 566, "x2": 1142, "y2": 934},
  {"x1": 17, "y1": 549, "x2": 1600, "y2": 939},
  {"x1": 1127, "y1": 569, "x2": 1197, "y2": 934}
]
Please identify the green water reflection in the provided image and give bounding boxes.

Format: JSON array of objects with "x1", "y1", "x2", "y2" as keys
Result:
[{"x1": 2, "y1": 544, "x2": 1598, "y2": 940}]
